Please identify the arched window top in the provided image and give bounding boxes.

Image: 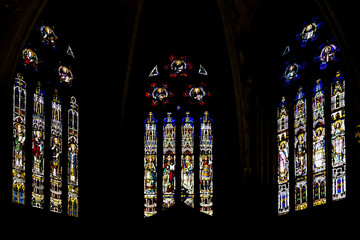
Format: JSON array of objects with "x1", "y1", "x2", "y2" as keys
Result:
[
  {"x1": 200, "y1": 111, "x2": 213, "y2": 123},
  {"x1": 145, "y1": 112, "x2": 157, "y2": 124},
  {"x1": 182, "y1": 111, "x2": 194, "y2": 124}
]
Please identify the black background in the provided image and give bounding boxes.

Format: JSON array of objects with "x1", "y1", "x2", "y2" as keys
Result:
[{"x1": 1, "y1": 0, "x2": 359, "y2": 236}]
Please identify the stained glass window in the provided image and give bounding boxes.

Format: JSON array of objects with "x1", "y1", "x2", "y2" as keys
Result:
[
  {"x1": 144, "y1": 112, "x2": 158, "y2": 218},
  {"x1": 32, "y1": 82, "x2": 45, "y2": 209},
  {"x1": 12, "y1": 74, "x2": 27, "y2": 205},
  {"x1": 11, "y1": 12, "x2": 79, "y2": 218},
  {"x1": 331, "y1": 71, "x2": 346, "y2": 201},
  {"x1": 50, "y1": 89, "x2": 63, "y2": 213},
  {"x1": 200, "y1": 111, "x2": 213, "y2": 216},
  {"x1": 144, "y1": 56, "x2": 213, "y2": 218},
  {"x1": 294, "y1": 87, "x2": 308, "y2": 211},
  {"x1": 277, "y1": 96, "x2": 289, "y2": 215},
  {"x1": 68, "y1": 97, "x2": 79, "y2": 217},
  {"x1": 181, "y1": 112, "x2": 194, "y2": 208},
  {"x1": 312, "y1": 79, "x2": 326, "y2": 206},
  {"x1": 277, "y1": 16, "x2": 347, "y2": 215},
  {"x1": 163, "y1": 112, "x2": 176, "y2": 210}
]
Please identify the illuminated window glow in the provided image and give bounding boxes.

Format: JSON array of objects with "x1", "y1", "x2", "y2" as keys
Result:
[
  {"x1": 277, "y1": 97, "x2": 289, "y2": 215},
  {"x1": 68, "y1": 96, "x2": 79, "y2": 217},
  {"x1": 144, "y1": 112, "x2": 158, "y2": 218},
  {"x1": 50, "y1": 90, "x2": 63, "y2": 213},
  {"x1": 12, "y1": 74, "x2": 27, "y2": 205},
  {"x1": 32, "y1": 82, "x2": 45, "y2": 209}
]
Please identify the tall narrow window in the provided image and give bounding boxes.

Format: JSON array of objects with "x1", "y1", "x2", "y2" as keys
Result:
[
  {"x1": 163, "y1": 112, "x2": 176, "y2": 210},
  {"x1": 12, "y1": 73, "x2": 27, "y2": 205},
  {"x1": 144, "y1": 112, "x2": 158, "y2": 218},
  {"x1": 200, "y1": 111, "x2": 213, "y2": 216},
  {"x1": 312, "y1": 79, "x2": 326, "y2": 206},
  {"x1": 32, "y1": 82, "x2": 45, "y2": 209},
  {"x1": 68, "y1": 96, "x2": 79, "y2": 217},
  {"x1": 277, "y1": 96, "x2": 289, "y2": 215},
  {"x1": 50, "y1": 89, "x2": 62, "y2": 213},
  {"x1": 331, "y1": 71, "x2": 346, "y2": 201},
  {"x1": 294, "y1": 87, "x2": 308, "y2": 211},
  {"x1": 181, "y1": 112, "x2": 194, "y2": 208}
]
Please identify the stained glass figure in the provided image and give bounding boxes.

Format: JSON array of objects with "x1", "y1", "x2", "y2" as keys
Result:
[
  {"x1": 200, "y1": 111, "x2": 213, "y2": 216},
  {"x1": 184, "y1": 82, "x2": 211, "y2": 105},
  {"x1": 32, "y1": 82, "x2": 45, "y2": 209},
  {"x1": 163, "y1": 112, "x2": 176, "y2": 210},
  {"x1": 318, "y1": 43, "x2": 338, "y2": 70},
  {"x1": 331, "y1": 71, "x2": 346, "y2": 201},
  {"x1": 58, "y1": 66, "x2": 73, "y2": 86},
  {"x1": 277, "y1": 97, "x2": 289, "y2": 215},
  {"x1": 144, "y1": 112, "x2": 158, "y2": 218},
  {"x1": 40, "y1": 25, "x2": 58, "y2": 47},
  {"x1": 282, "y1": 62, "x2": 304, "y2": 86},
  {"x1": 68, "y1": 97, "x2": 79, "y2": 217},
  {"x1": 294, "y1": 87, "x2": 307, "y2": 211},
  {"x1": 164, "y1": 55, "x2": 193, "y2": 77},
  {"x1": 22, "y1": 48, "x2": 39, "y2": 70},
  {"x1": 50, "y1": 89, "x2": 63, "y2": 213},
  {"x1": 12, "y1": 73, "x2": 26, "y2": 205},
  {"x1": 312, "y1": 79, "x2": 326, "y2": 206},
  {"x1": 181, "y1": 112, "x2": 194, "y2": 208},
  {"x1": 146, "y1": 83, "x2": 173, "y2": 106},
  {"x1": 296, "y1": 19, "x2": 322, "y2": 47}
]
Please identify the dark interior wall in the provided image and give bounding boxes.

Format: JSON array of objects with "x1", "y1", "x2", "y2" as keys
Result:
[{"x1": 0, "y1": 0, "x2": 359, "y2": 234}]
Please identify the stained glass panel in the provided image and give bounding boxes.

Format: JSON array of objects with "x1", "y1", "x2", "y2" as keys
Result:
[
  {"x1": 184, "y1": 82, "x2": 211, "y2": 105},
  {"x1": 58, "y1": 66, "x2": 74, "y2": 86},
  {"x1": 296, "y1": 18, "x2": 322, "y2": 47},
  {"x1": 181, "y1": 112, "x2": 194, "y2": 208},
  {"x1": 12, "y1": 74, "x2": 27, "y2": 205},
  {"x1": 32, "y1": 82, "x2": 45, "y2": 209},
  {"x1": 164, "y1": 55, "x2": 193, "y2": 77},
  {"x1": 144, "y1": 112, "x2": 158, "y2": 218},
  {"x1": 294, "y1": 87, "x2": 307, "y2": 211},
  {"x1": 319, "y1": 44, "x2": 337, "y2": 70},
  {"x1": 312, "y1": 79, "x2": 326, "y2": 206},
  {"x1": 22, "y1": 48, "x2": 39, "y2": 70},
  {"x1": 50, "y1": 89, "x2": 63, "y2": 213},
  {"x1": 146, "y1": 83, "x2": 173, "y2": 106},
  {"x1": 68, "y1": 97, "x2": 79, "y2": 217},
  {"x1": 200, "y1": 111, "x2": 214, "y2": 216},
  {"x1": 163, "y1": 112, "x2": 176, "y2": 210},
  {"x1": 40, "y1": 25, "x2": 58, "y2": 48},
  {"x1": 277, "y1": 97, "x2": 289, "y2": 215},
  {"x1": 331, "y1": 71, "x2": 346, "y2": 201}
]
